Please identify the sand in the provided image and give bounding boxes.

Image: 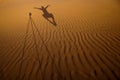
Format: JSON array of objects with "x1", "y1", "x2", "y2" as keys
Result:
[{"x1": 0, "y1": 0, "x2": 120, "y2": 80}]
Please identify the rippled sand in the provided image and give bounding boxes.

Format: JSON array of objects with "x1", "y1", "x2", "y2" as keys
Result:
[{"x1": 0, "y1": 0, "x2": 120, "y2": 80}]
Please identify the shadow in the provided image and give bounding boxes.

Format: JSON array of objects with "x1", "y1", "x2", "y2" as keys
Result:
[
  {"x1": 18, "y1": 13, "x2": 63, "y2": 79},
  {"x1": 29, "y1": 13, "x2": 63, "y2": 79},
  {"x1": 0, "y1": 69, "x2": 4, "y2": 80},
  {"x1": 18, "y1": 12, "x2": 44, "y2": 80},
  {"x1": 34, "y1": 5, "x2": 57, "y2": 26}
]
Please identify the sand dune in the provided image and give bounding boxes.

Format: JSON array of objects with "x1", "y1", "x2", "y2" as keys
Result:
[{"x1": 0, "y1": 0, "x2": 120, "y2": 80}]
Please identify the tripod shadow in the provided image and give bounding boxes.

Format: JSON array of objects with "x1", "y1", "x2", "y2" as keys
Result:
[
  {"x1": 18, "y1": 13, "x2": 44, "y2": 80},
  {"x1": 34, "y1": 5, "x2": 57, "y2": 26},
  {"x1": 30, "y1": 16, "x2": 63, "y2": 79}
]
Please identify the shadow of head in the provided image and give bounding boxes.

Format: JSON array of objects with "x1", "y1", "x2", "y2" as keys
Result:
[{"x1": 34, "y1": 5, "x2": 57, "y2": 26}]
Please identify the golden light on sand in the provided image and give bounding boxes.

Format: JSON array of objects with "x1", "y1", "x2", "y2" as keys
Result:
[{"x1": 0, "y1": 0, "x2": 120, "y2": 80}]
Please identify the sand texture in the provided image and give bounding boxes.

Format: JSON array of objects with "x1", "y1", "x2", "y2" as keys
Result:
[{"x1": 0, "y1": 0, "x2": 120, "y2": 80}]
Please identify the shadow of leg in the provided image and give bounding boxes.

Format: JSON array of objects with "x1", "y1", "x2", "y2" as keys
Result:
[
  {"x1": 50, "y1": 14, "x2": 57, "y2": 26},
  {"x1": 42, "y1": 14, "x2": 57, "y2": 26}
]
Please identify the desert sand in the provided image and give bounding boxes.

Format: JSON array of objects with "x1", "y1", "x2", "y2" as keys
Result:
[{"x1": 0, "y1": 0, "x2": 120, "y2": 80}]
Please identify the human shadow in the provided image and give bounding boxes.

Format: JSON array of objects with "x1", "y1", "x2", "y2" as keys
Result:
[{"x1": 34, "y1": 5, "x2": 57, "y2": 26}]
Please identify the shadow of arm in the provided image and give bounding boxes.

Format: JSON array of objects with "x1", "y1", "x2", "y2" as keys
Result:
[
  {"x1": 34, "y1": 7, "x2": 41, "y2": 10},
  {"x1": 45, "y1": 5, "x2": 50, "y2": 9}
]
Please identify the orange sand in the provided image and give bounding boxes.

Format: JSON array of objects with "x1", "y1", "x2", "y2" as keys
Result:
[{"x1": 0, "y1": 0, "x2": 120, "y2": 80}]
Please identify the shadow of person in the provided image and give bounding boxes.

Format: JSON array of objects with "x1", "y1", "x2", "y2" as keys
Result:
[{"x1": 34, "y1": 5, "x2": 57, "y2": 26}]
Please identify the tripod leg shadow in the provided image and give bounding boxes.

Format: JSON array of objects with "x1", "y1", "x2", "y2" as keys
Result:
[
  {"x1": 31, "y1": 17, "x2": 64, "y2": 80},
  {"x1": 18, "y1": 18, "x2": 30, "y2": 80}
]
